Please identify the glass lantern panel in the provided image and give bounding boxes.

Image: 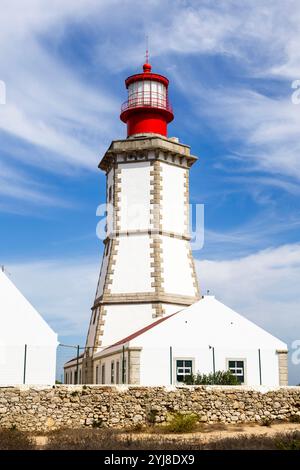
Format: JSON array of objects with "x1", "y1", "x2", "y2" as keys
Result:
[
  {"x1": 151, "y1": 81, "x2": 158, "y2": 94},
  {"x1": 143, "y1": 80, "x2": 151, "y2": 104},
  {"x1": 137, "y1": 81, "x2": 143, "y2": 93}
]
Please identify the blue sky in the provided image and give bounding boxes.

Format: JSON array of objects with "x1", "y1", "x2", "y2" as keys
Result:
[{"x1": 1, "y1": 0, "x2": 300, "y2": 383}]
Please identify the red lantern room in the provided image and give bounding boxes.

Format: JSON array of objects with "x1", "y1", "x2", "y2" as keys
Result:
[{"x1": 120, "y1": 61, "x2": 174, "y2": 138}]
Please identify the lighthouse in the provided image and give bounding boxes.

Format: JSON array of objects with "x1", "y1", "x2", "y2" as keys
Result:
[
  {"x1": 79, "y1": 60, "x2": 200, "y2": 382},
  {"x1": 64, "y1": 61, "x2": 288, "y2": 387}
]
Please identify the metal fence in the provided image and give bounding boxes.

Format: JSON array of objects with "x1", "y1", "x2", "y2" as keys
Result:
[
  {"x1": 0, "y1": 344, "x2": 284, "y2": 386},
  {"x1": 57, "y1": 344, "x2": 281, "y2": 386}
]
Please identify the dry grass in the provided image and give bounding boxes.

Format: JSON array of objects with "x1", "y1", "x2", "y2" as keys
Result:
[
  {"x1": 0, "y1": 429, "x2": 35, "y2": 450},
  {"x1": 1, "y1": 422, "x2": 300, "y2": 450},
  {"x1": 43, "y1": 428, "x2": 300, "y2": 450},
  {"x1": 44, "y1": 429, "x2": 184, "y2": 450},
  {"x1": 206, "y1": 431, "x2": 300, "y2": 450}
]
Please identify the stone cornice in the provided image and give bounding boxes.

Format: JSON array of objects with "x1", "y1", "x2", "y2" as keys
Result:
[
  {"x1": 99, "y1": 136, "x2": 198, "y2": 172},
  {"x1": 103, "y1": 230, "x2": 191, "y2": 242},
  {"x1": 93, "y1": 292, "x2": 200, "y2": 308}
]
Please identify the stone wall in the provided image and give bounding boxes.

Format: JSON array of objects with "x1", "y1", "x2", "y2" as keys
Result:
[{"x1": 0, "y1": 385, "x2": 300, "y2": 432}]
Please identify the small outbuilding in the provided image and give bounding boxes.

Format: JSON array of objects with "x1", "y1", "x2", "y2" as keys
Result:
[
  {"x1": 0, "y1": 269, "x2": 58, "y2": 385},
  {"x1": 87, "y1": 295, "x2": 288, "y2": 387}
]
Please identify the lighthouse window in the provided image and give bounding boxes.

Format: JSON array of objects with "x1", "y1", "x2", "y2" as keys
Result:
[
  {"x1": 175, "y1": 359, "x2": 193, "y2": 383},
  {"x1": 92, "y1": 308, "x2": 97, "y2": 324},
  {"x1": 227, "y1": 360, "x2": 245, "y2": 384},
  {"x1": 105, "y1": 241, "x2": 110, "y2": 256}
]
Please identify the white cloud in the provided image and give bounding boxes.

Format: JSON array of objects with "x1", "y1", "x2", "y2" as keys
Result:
[
  {"x1": 207, "y1": 89, "x2": 300, "y2": 181},
  {"x1": 0, "y1": 160, "x2": 70, "y2": 210},
  {"x1": 1, "y1": 0, "x2": 299, "y2": 202},
  {"x1": 174, "y1": 77, "x2": 300, "y2": 184},
  {"x1": 0, "y1": 0, "x2": 121, "y2": 175},
  {"x1": 196, "y1": 243, "x2": 300, "y2": 340},
  {"x1": 0, "y1": 0, "x2": 126, "y2": 212}
]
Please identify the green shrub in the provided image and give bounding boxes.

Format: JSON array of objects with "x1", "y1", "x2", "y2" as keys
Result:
[
  {"x1": 147, "y1": 409, "x2": 159, "y2": 424},
  {"x1": 164, "y1": 412, "x2": 198, "y2": 433},
  {"x1": 184, "y1": 370, "x2": 239, "y2": 385},
  {"x1": 92, "y1": 418, "x2": 103, "y2": 428},
  {"x1": 261, "y1": 417, "x2": 273, "y2": 427}
]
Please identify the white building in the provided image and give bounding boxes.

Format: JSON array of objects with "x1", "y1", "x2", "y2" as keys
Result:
[
  {"x1": 64, "y1": 60, "x2": 288, "y2": 386},
  {"x1": 90, "y1": 296, "x2": 288, "y2": 387},
  {"x1": 0, "y1": 269, "x2": 58, "y2": 385}
]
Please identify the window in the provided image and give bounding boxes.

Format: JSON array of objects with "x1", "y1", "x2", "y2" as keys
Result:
[
  {"x1": 79, "y1": 369, "x2": 81, "y2": 384},
  {"x1": 228, "y1": 360, "x2": 245, "y2": 384},
  {"x1": 101, "y1": 364, "x2": 105, "y2": 384},
  {"x1": 108, "y1": 186, "x2": 112, "y2": 202},
  {"x1": 116, "y1": 361, "x2": 120, "y2": 384},
  {"x1": 111, "y1": 361, "x2": 115, "y2": 384},
  {"x1": 96, "y1": 366, "x2": 99, "y2": 384},
  {"x1": 65, "y1": 372, "x2": 68, "y2": 384},
  {"x1": 70, "y1": 371, "x2": 72, "y2": 384},
  {"x1": 122, "y1": 359, "x2": 127, "y2": 384},
  {"x1": 105, "y1": 241, "x2": 110, "y2": 256},
  {"x1": 175, "y1": 359, "x2": 193, "y2": 383},
  {"x1": 92, "y1": 308, "x2": 97, "y2": 325}
]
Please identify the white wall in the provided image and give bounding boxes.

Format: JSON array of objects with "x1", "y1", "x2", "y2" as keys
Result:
[
  {"x1": 139, "y1": 346, "x2": 280, "y2": 387},
  {"x1": 161, "y1": 303, "x2": 184, "y2": 315},
  {"x1": 0, "y1": 343, "x2": 57, "y2": 385},
  {"x1": 131, "y1": 297, "x2": 286, "y2": 387},
  {"x1": 161, "y1": 163, "x2": 186, "y2": 234},
  {"x1": 162, "y1": 237, "x2": 196, "y2": 296},
  {"x1": 106, "y1": 167, "x2": 114, "y2": 235},
  {"x1": 99, "y1": 303, "x2": 154, "y2": 348},
  {"x1": 111, "y1": 235, "x2": 152, "y2": 293},
  {"x1": 64, "y1": 364, "x2": 83, "y2": 384},
  {"x1": 0, "y1": 271, "x2": 57, "y2": 385},
  {"x1": 118, "y1": 162, "x2": 151, "y2": 231},
  {"x1": 93, "y1": 351, "x2": 125, "y2": 385}
]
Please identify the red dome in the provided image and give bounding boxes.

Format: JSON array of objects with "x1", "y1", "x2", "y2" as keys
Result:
[{"x1": 143, "y1": 62, "x2": 152, "y2": 73}]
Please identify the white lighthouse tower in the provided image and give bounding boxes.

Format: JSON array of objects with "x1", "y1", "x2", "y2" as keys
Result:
[{"x1": 80, "y1": 60, "x2": 200, "y2": 382}]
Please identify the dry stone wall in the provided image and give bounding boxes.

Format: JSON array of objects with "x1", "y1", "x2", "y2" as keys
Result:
[{"x1": 0, "y1": 385, "x2": 299, "y2": 431}]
